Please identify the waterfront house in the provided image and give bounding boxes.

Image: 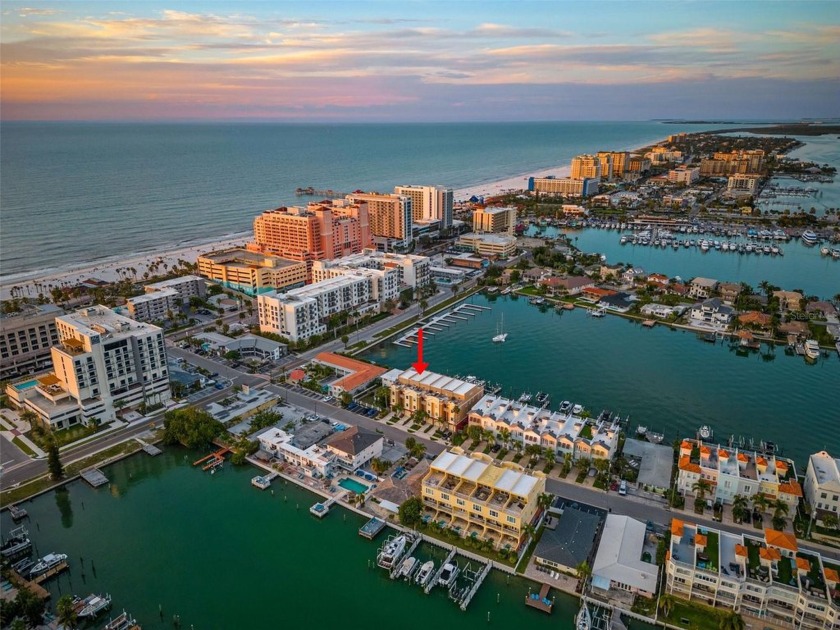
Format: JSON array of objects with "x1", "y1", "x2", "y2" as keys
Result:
[
  {"x1": 718, "y1": 282, "x2": 742, "y2": 305},
  {"x1": 599, "y1": 292, "x2": 634, "y2": 313},
  {"x1": 621, "y1": 268, "x2": 646, "y2": 285},
  {"x1": 805, "y1": 301, "x2": 838, "y2": 318},
  {"x1": 666, "y1": 518, "x2": 840, "y2": 627},
  {"x1": 675, "y1": 438, "x2": 802, "y2": 510},
  {"x1": 257, "y1": 427, "x2": 333, "y2": 477},
  {"x1": 803, "y1": 450, "x2": 840, "y2": 529},
  {"x1": 773, "y1": 290, "x2": 804, "y2": 312},
  {"x1": 640, "y1": 303, "x2": 686, "y2": 319},
  {"x1": 689, "y1": 298, "x2": 734, "y2": 330},
  {"x1": 534, "y1": 506, "x2": 601, "y2": 574},
  {"x1": 599, "y1": 263, "x2": 624, "y2": 282},
  {"x1": 592, "y1": 515, "x2": 658, "y2": 599},
  {"x1": 582, "y1": 287, "x2": 618, "y2": 303},
  {"x1": 540, "y1": 275, "x2": 594, "y2": 296},
  {"x1": 778, "y1": 321, "x2": 809, "y2": 338},
  {"x1": 668, "y1": 282, "x2": 689, "y2": 297},
  {"x1": 523, "y1": 267, "x2": 553, "y2": 283},
  {"x1": 312, "y1": 352, "x2": 386, "y2": 397},
  {"x1": 647, "y1": 273, "x2": 670, "y2": 286},
  {"x1": 689, "y1": 277, "x2": 718, "y2": 299},
  {"x1": 381, "y1": 368, "x2": 484, "y2": 432},
  {"x1": 324, "y1": 426, "x2": 384, "y2": 472},
  {"x1": 421, "y1": 449, "x2": 546, "y2": 551},
  {"x1": 738, "y1": 311, "x2": 773, "y2": 333}
]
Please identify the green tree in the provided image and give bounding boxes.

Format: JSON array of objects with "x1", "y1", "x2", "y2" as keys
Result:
[
  {"x1": 718, "y1": 611, "x2": 745, "y2": 630},
  {"x1": 46, "y1": 438, "x2": 63, "y2": 480},
  {"x1": 467, "y1": 425, "x2": 482, "y2": 443},
  {"x1": 370, "y1": 458, "x2": 391, "y2": 475},
  {"x1": 821, "y1": 513, "x2": 839, "y2": 530},
  {"x1": 731, "y1": 494, "x2": 749, "y2": 524},
  {"x1": 56, "y1": 594, "x2": 78, "y2": 629},
  {"x1": 771, "y1": 499, "x2": 790, "y2": 530},
  {"x1": 576, "y1": 560, "x2": 592, "y2": 583},
  {"x1": 223, "y1": 350, "x2": 240, "y2": 361},
  {"x1": 339, "y1": 392, "x2": 352, "y2": 408},
  {"x1": 340, "y1": 334, "x2": 349, "y2": 348},
  {"x1": 161, "y1": 407, "x2": 224, "y2": 448},
  {"x1": 751, "y1": 492, "x2": 770, "y2": 514},
  {"x1": 510, "y1": 269, "x2": 521, "y2": 284},
  {"x1": 691, "y1": 479, "x2": 712, "y2": 502},
  {"x1": 398, "y1": 496, "x2": 423, "y2": 527},
  {"x1": 658, "y1": 593, "x2": 675, "y2": 618},
  {"x1": 373, "y1": 386, "x2": 391, "y2": 409}
]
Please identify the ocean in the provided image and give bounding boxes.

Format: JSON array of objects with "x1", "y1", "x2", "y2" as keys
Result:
[{"x1": 2, "y1": 121, "x2": 710, "y2": 280}]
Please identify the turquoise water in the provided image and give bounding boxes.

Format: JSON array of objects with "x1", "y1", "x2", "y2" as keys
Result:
[
  {"x1": 538, "y1": 227, "x2": 840, "y2": 299},
  {"x1": 12, "y1": 380, "x2": 38, "y2": 390},
  {"x1": 361, "y1": 294, "x2": 840, "y2": 466},
  {"x1": 1, "y1": 121, "x2": 729, "y2": 279},
  {"x1": 339, "y1": 478, "x2": 370, "y2": 494},
  {"x1": 1, "y1": 449, "x2": 589, "y2": 629}
]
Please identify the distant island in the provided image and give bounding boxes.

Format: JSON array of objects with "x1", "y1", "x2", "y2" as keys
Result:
[{"x1": 713, "y1": 123, "x2": 840, "y2": 136}]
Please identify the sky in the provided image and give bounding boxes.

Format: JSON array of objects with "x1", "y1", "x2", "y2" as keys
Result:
[{"x1": 1, "y1": 1, "x2": 839, "y2": 122}]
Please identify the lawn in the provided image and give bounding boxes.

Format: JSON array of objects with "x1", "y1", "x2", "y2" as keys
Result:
[
  {"x1": 777, "y1": 557, "x2": 793, "y2": 585},
  {"x1": 704, "y1": 531, "x2": 720, "y2": 571},
  {"x1": 746, "y1": 542, "x2": 761, "y2": 571},
  {"x1": 515, "y1": 525, "x2": 545, "y2": 574},
  {"x1": 28, "y1": 422, "x2": 98, "y2": 449},
  {"x1": 12, "y1": 437, "x2": 36, "y2": 457},
  {"x1": 418, "y1": 524, "x2": 517, "y2": 568},
  {"x1": 664, "y1": 600, "x2": 723, "y2": 630}
]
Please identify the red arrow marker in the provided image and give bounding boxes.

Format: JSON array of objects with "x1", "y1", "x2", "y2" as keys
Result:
[{"x1": 412, "y1": 328, "x2": 429, "y2": 374}]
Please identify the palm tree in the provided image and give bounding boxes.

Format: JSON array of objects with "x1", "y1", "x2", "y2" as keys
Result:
[
  {"x1": 718, "y1": 610, "x2": 745, "y2": 630},
  {"x1": 56, "y1": 594, "x2": 78, "y2": 629},
  {"x1": 658, "y1": 593, "x2": 675, "y2": 619},
  {"x1": 575, "y1": 560, "x2": 592, "y2": 584},
  {"x1": 731, "y1": 494, "x2": 749, "y2": 524},
  {"x1": 751, "y1": 492, "x2": 770, "y2": 514},
  {"x1": 691, "y1": 479, "x2": 712, "y2": 502},
  {"x1": 772, "y1": 499, "x2": 790, "y2": 530},
  {"x1": 537, "y1": 492, "x2": 553, "y2": 511},
  {"x1": 498, "y1": 428, "x2": 511, "y2": 450}
]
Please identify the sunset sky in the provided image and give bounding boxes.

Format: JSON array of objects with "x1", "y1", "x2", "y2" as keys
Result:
[{"x1": 2, "y1": 1, "x2": 839, "y2": 121}]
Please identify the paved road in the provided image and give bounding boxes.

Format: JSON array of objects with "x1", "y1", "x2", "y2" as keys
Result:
[
  {"x1": 166, "y1": 346, "x2": 268, "y2": 389},
  {"x1": 0, "y1": 434, "x2": 31, "y2": 470}
]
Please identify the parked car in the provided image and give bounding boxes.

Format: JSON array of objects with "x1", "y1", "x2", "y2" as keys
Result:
[{"x1": 619, "y1": 480, "x2": 627, "y2": 496}]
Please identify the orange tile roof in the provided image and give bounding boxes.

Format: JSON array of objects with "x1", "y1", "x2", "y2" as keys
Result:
[
  {"x1": 679, "y1": 455, "x2": 701, "y2": 474},
  {"x1": 288, "y1": 369, "x2": 306, "y2": 382},
  {"x1": 796, "y1": 557, "x2": 811, "y2": 571},
  {"x1": 756, "y1": 456, "x2": 768, "y2": 466},
  {"x1": 695, "y1": 534, "x2": 707, "y2": 547},
  {"x1": 765, "y1": 529, "x2": 798, "y2": 552},
  {"x1": 314, "y1": 352, "x2": 387, "y2": 393},
  {"x1": 760, "y1": 547, "x2": 782, "y2": 561},
  {"x1": 825, "y1": 568, "x2": 840, "y2": 583},
  {"x1": 779, "y1": 481, "x2": 803, "y2": 497},
  {"x1": 671, "y1": 519, "x2": 685, "y2": 537},
  {"x1": 737, "y1": 453, "x2": 750, "y2": 463},
  {"x1": 735, "y1": 544, "x2": 747, "y2": 557},
  {"x1": 700, "y1": 445, "x2": 712, "y2": 455},
  {"x1": 718, "y1": 449, "x2": 729, "y2": 459},
  {"x1": 776, "y1": 460, "x2": 788, "y2": 471},
  {"x1": 680, "y1": 440, "x2": 692, "y2": 451},
  {"x1": 584, "y1": 287, "x2": 618, "y2": 297}
]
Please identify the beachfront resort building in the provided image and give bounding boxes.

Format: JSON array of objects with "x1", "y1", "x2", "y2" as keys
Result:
[
  {"x1": 467, "y1": 394, "x2": 621, "y2": 462},
  {"x1": 197, "y1": 249, "x2": 308, "y2": 296},
  {"x1": 676, "y1": 438, "x2": 802, "y2": 510},
  {"x1": 381, "y1": 368, "x2": 484, "y2": 432},
  {"x1": 312, "y1": 352, "x2": 386, "y2": 397},
  {"x1": 528, "y1": 176, "x2": 600, "y2": 198},
  {"x1": 250, "y1": 200, "x2": 372, "y2": 269},
  {"x1": 128, "y1": 275, "x2": 206, "y2": 322},
  {"x1": 393, "y1": 185, "x2": 453, "y2": 229},
  {"x1": 311, "y1": 249, "x2": 431, "y2": 291},
  {"x1": 472, "y1": 206, "x2": 516, "y2": 235},
  {"x1": 345, "y1": 193, "x2": 413, "y2": 250},
  {"x1": 804, "y1": 451, "x2": 840, "y2": 528},
  {"x1": 666, "y1": 518, "x2": 839, "y2": 628},
  {"x1": 422, "y1": 449, "x2": 546, "y2": 550},
  {"x1": 571, "y1": 154, "x2": 602, "y2": 180},
  {"x1": 144, "y1": 275, "x2": 206, "y2": 303},
  {"x1": 7, "y1": 305, "x2": 170, "y2": 428},
  {"x1": 598, "y1": 151, "x2": 629, "y2": 180},
  {"x1": 0, "y1": 303, "x2": 62, "y2": 380},
  {"x1": 257, "y1": 272, "x2": 382, "y2": 343},
  {"x1": 458, "y1": 233, "x2": 517, "y2": 258}
]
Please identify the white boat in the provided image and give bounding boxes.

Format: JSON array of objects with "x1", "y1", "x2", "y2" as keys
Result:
[
  {"x1": 1, "y1": 526, "x2": 31, "y2": 559},
  {"x1": 438, "y1": 562, "x2": 460, "y2": 587},
  {"x1": 576, "y1": 602, "x2": 592, "y2": 630},
  {"x1": 572, "y1": 404, "x2": 583, "y2": 415},
  {"x1": 492, "y1": 313, "x2": 508, "y2": 343},
  {"x1": 801, "y1": 230, "x2": 819, "y2": 246},
  {"x1": 103, "y1": 611, "x2": 139, "y2": 630},
  {"x1": 647, "y1": 431, "x2": 665, "y2": 444},
  {"x1": 698, "y1": 425, "x2": 713, "y2": 440},
  {"x1": 832, "y1": 249, "x2": 840, "y2": 259},
  {"x1": 804, "y1": 339, "x2": 820, "y2": 361},
  {"x1": 559, "y1": 401, "x2": 572, "y2": 414},
  {"x1": 29, "y1": 552, "x2": 67, "y2": 578},
  {"x1": 378, "y1": 535, "x2": 407, "y2": 569},
  {"x1": 415, "y1": 560, "x2": 435, "y2": 586},
  {"x1": 77, "y1": 593, "x2": 112, "y2": 618},
  {"x1": 396, "y1": 556, "x2": 417, "y2": 579},
  {"x1": 636, "y1": 425, "x2": 648, "y2": 436}
]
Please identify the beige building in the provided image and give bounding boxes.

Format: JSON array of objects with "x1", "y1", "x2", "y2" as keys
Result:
[
  {"x1": 804, "y1": 451, "x2": 840, "y2": 528},
  {"x1": 458, "y1": 232, "x2": 517, "y2": 258},
  {"x1": 668, "y1": 166, "x2": 700, "y2": 184},
  {"x1": 127, "y1": 288, "x2": 179, "y2": 322},
  {"x1": 599, "y1": 151, "x2": 628, "y2": 179},
  {"x1": 8, "y1": 306, "x2": 170, "y2": 428},
  {"x1": 310, "y1": 249, "x2": 431, "y2": 290},
  {"x1": 727, "y1": 175, "x2": 760, "y2": 194},
  {"x1": 472, "y1": 206, "x2": 516, "y2": 234},
  {"x1": 197, "y1": 248, "x2": 308, "y2": 296},
  {"x1": 571, "y1": 154, "x2": 602, "y2": 180},
  {"x1": 381, "y1": 368, "x2": 484, "y2": 432},
  {"x1": 667, "y1": 519, "x2": 839, "y2": 628},
  {"x1": 346, "y1": 192, "x2": 413, "y2": 250},
  {"x1": 530, "y1": 176, "x2": 600, "y2": 197},
  {"x1": 393, "y1": 185, "x2": 453, "y2": 229},
  {"x1": 422, "y1": 449, "x2": 546, "y2": 550},
  {"x1": 0, "y1": 304, "x2": 62, "y2": 380}
]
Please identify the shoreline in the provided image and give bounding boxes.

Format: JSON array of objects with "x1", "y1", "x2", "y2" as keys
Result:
[{"x1": 0, "y1": 131, "x2": 696, "y2": 300}]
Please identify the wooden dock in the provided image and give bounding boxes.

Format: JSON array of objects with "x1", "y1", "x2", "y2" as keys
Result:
[
  {"x1": 31, "y1": 561, "x2": 69, "y2": 585},
  {"x1": 80, "y1": 468, "x2": 109, "y2": 487},
  {"x1": 642, "y1": 319, "x2": 656, "y2": 328},
  {"x1": 7, "y1": 570, "x2": 50, "y2": 600},
  {"x1": 359, "y1": 517, "x2": 387, "y2": 540},
  {"x1": 525, "y1": 582, "x2": 554, "y2": 614},
  {"x1": 194, "y1": 447, "x2": 230, "y2": 471}
]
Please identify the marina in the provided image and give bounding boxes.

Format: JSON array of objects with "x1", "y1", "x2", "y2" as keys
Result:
[{"x1": 394, "y1": 303, "x2": 491, "y2": 347}]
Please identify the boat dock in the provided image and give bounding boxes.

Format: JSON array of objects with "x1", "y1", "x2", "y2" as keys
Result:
[
  {"x1": 359, "y1": 517, "x2": 387, "y2": 540},
  {"x1": 251, "y1": 472, "x2": 278, "y2": 490},
  {"x1": 525, "y1": 582, "x2": 554, "y2": 614},
  {"x1": 135, "y1": 437, "x2": 162, "y2": 456},
  {"x1": 31, "y1": 561, "x2": 69, "y2": 584},
  {"x1": 7, "y1": 570, "x2": 50, "y2": 600},
  {"x1": 310, "y1": 496, "x2": 337, "y2": 518},
  {"x1": 80, "y1": 468, "x2": 109, "y2": 487},
  {"x1": 456, "y1": 560, "x2": 493, "y2": 611},
  {"x1": 193, "y1": 447, "x2": 230, "y2": 471},
  {"x1": 642, "y1": 319, "x2": 656, "y2": 328},
  {"x1": 395, "y1": 303, "x2": 490, "y2": 347},
  {"x1": 425, "y1": 548, "x2": 457, "y2": 594},
  {"x1": 390, "y1": 536, "x2": 421, "y2": 580}
]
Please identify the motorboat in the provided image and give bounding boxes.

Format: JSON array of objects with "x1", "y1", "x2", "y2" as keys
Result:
[
  {"x1": 77, "y1": 593, "x2": 112, "y2": 618},
  {"x1": 804, "y1": 340, "x2": 820, "y2": 361},
  {"x1": 559, "y1": 401, "x2": 572, "y2": 414},
  {"x1": 801, "y1": 230, "x2": 819, "y2": 246},
  {"x1": 535, "y1": 392, "x2": 550, "y2": 406},
  {"x1": 572, "y1": 404, "x2": 583, "y2": 415},
  {"x1": 519, "y1": 392, "x2": 532, "y2": 403},
  {"x1": 415, "y1": 560, "x2": 435, "y2": 586},
  {"x1": 8, "y1": 505, "x2": 28, "y2": 521},
  {"x1": 636, "y1": 425, "x2": 648, "y2": 436},
  {"x1": 576, "y1": 602, "x2": 592, "y2": 630},
  {"x1": 29, "y1": 552, "x2": 68, "y2": 579},
  {"x1": 396, "y1": 556, "x2": 418, "y2": 580},
  {"x1": 103, "y1": 611, "x2": 140, "y2": 630},
  {"x1": 647, "y1": 431, "x2": 665, "y2": 444},
  {"x1": 11, "y1": 557, "x2": 35, "y2": 575},
  {"x1": 438, "y1": 562, "x2": 460, "y2": 587},
  {"x1": 378, "y1": 535, "x2": 407, "y2": 570},
  {"x1": 1, "y1": 527, "x2": 32, "y2": 559},
  {"x1": 832, "y1": 249, "x2": 840, "y2": 259},
  {"x1": 821, "y1": 246, "x2": 831, "y2": 256}
]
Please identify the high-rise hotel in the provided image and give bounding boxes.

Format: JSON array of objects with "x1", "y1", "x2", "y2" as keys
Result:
[{"x1": 394, "y1": 185, "x2": 453, "y2": 230}]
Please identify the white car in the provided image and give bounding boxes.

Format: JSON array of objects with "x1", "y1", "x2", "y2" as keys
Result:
[{"x1": 618, "y1": 480, "x2": 627, "y2": 496}]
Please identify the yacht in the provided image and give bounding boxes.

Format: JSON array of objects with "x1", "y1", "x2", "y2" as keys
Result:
[
  {"x1": 77, "y1": 593, "x2": 112, "y2": 619},
  {"x1": 438, "y1": 562, "x2": 460, "y2": 588},
  {"x1": 535, "y1": 392, "x2": 550, "y2": 406},
  {"x1": 492, "y1": 313, "x2": 508, "y2": 343},
  {"x1": 559, "y1": 401, "x2": 573, "y2": 414},
  {"x1": 804, "y1": 340, "x2": 821, "y2": 361},
  {"x1": 397, "y1": 556, "x2": 418, "y2": 580},
  {"x1": 29, "y1": 553, "x2": 68, "y2": 579},
  {"x1": 415, "y1": 560, "x2": 435, "y2": 586},
  {"x1": 801, "y1": 230, "x2": 819, "y2": 246},
  {"x1": 620, "y1": 235, "x2": 628, "y2": 245},
  {"x1": 378, "y1": 535, "x2": 407, "y2": 570},
  {"x1": 1, "y1": 527, "x2": 32, "y2": 559},
  {"x1": 12, "y1": 557, "x2": 35, "y2": 575},
  {"x1": 647, "y1": 431, "x2": 665, "y2": 444},
  {"x1": 572, "y1": 404, "x2": 583, "y2": 415},
  {"x1": 636, "y1": 425, "x2": 648, "y2": 436},
  {"x1": 832, "y1": 249, "x2": 840, "y2": 259},
  {"x1": 576, "y1": 602, "x2": 592, "y2": 630},
  {"x1": 519, "y1": 392, "x2": 533, "y2": 403}
]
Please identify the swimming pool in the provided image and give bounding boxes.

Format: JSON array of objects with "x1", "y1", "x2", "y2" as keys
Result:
[
  {"x1": 13, "y1": 380, "x2": 38, "y2": 391},
  {"x1": 338, "y1": 478, "x2": 369, "y2": 494}
]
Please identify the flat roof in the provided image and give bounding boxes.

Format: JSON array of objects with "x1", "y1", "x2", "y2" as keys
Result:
[
  {"x1": 429, "y1": 450, "x2": 540, "y2": 498},
  {"x1": 592, "y1": 515, "x2": 658, "y2": 593},
  {"x1": 623, "y1": 438, "x2": 674, "y2": 489},
  {"x1": 535, "y1": 507, "x2": 600, "y2": 569},
  {"x1": 57, "y1": 305, "x2": 162, "y2": 339}
]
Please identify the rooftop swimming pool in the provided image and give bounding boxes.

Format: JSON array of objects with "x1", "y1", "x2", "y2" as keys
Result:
[
  {"x1": 339, "y1": 478, "x2": 369, "y2": 494},
  {"x1": 13, "y1": 380, "x2": 38, "y2": 391}
]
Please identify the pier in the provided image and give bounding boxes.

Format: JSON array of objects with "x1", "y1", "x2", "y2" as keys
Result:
[
  {"x1": 359, "y1": 517, "x2": 387, "y2": 540},
  {"x1": 193, "y1": 447, "x2": 230, "y2": 471},
  {"x1": 310, "y1": 496, "x2": 337, "y2": 518},
  {"x1": 7, "y1": 570, "x2": 50, "y2": 600},
  {"x1": 457, "y1": 560, "x2": 493, "y2": 611},
  {"x1": 135, "y1": 437, "x2": 162, "y2": 456},
  {"x1": 525, "y1": 582, "x2": 554, "y2": 614},
  {"x1": 425, "y1": 547, "x2": 457, "y2": 594},
  {"x1": 251, "y1": 472, "x2": 278, "y2": 490},
  {"x1": 31, "y1": 561, "x2": 69, "y2": 585},
  {"x1": 395, "y1": 303, "x2": 490, "y2": 347},
  {"x1": 390, "y1": 535, "x2": 422, "y2": 580},
  {"x1": 80, "y1": 468, "x2": 109, "y2": 488}
]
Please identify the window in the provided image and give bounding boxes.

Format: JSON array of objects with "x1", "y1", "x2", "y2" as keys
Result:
[
  {"x1": 489, "y1": 510, "x2": 499, "y2": 518},
  {"x1": 456, "y1": 499, "x2": 464, "y2": 506},
  {"x1": 472, "y1": 504, "x2": 481, "y2": 512},
  {"x1": 506, "y1": 515, "x2": 516, "y2": 524},
  {"x1": 441, "y1": 493, "x2": 449, "y2": 501}
]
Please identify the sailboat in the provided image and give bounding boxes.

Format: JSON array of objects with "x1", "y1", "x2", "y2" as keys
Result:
[
  {"x1": 492, "y1": 313, "x2": 508, "y2": 343},
  {"x1": 576, "y1": 602, "x2": 592, "y2": 630}
]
